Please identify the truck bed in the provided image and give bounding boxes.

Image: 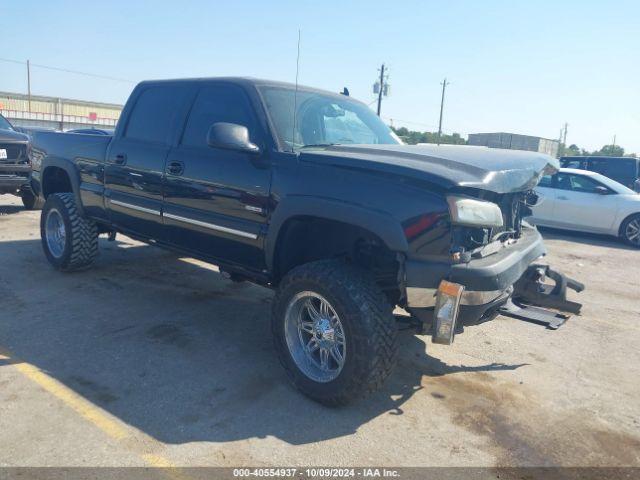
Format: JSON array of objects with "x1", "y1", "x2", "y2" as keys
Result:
[{"x1": 31, "y1": 130, "x2": 112, "y2": 172}]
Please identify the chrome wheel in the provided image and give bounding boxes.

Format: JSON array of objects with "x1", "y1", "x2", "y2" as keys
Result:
[
  {"x1": 45, "y1": 208, "x2": 66, "y2": 258},
  {"x1": 284, "y1": 291, "x2": 346, "y2": 383},
  {"x1": 625, "y1": 218, "x2": 640, "y2": 246}
]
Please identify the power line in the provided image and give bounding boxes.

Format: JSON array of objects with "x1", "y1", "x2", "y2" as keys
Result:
[{"x1": 0, "y1": 57, "x2": 135, "y2": 84}]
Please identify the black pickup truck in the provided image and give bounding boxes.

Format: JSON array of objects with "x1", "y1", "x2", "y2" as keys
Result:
[
  {"x1": 0, "y1": 114, "x2": 38, "y2": 209},
  {"x1": 30, "y1": 77, "x2": 558, "y2": 405}
]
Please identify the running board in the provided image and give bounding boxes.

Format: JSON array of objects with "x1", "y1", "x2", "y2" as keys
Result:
[
  {"x1": 499, "y1": 264, "x2": 585, "y2": 329},
  {"x1": 512, "y1": 264, "x2": 584, "y2": 314},
  {"x1": 499, "y1": 299, "x2": 570, "y2": 330}
]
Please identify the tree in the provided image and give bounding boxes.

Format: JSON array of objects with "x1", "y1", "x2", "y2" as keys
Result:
[
  {"x1": 594, "y1": 144, "x2": 625, "y2": 157},
  {"x1": 561, "y1": 144, "x2": 582, "y2": 156},
  {"x1": 391, "y1": 126, "x2": 466, "y2": 146}
]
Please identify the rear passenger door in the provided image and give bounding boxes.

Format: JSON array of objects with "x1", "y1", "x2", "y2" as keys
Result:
[
  {"x1": 162, "y1": 83, "x2": 271, "y2": 271},
  {"x1": 104, "y1": 84, "x2": 191, "y2": 240}
]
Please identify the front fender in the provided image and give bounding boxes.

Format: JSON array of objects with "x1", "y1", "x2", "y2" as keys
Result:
[{"x1": 265, "y1": 195, "x2": 408, "y2": 272}]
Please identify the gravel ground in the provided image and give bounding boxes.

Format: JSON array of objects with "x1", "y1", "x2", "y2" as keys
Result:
[{"x1": 1, "y1": 194, "x2": 639, "y2": 468}]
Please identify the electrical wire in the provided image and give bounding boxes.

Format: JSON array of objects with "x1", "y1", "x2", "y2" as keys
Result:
[{"x1": 0, "y1": 57, "x2": 135, "y2": 84}]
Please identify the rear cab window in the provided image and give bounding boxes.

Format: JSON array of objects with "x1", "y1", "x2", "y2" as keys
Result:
[{"x1": 125, "y1": 85, "x2": 190, "y2": 144}]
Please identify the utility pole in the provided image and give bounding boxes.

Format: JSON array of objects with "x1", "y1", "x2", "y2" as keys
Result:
[
  {"x1": 437, "y1": 78, "x2": 449, "y2": 145},
  {"x1": 612, "y1": 134, "x2": 616, "y2": 155},
  {"x1": 562, "y1": 122, "x2": 568, "y2": 146},
  {"x1": 26, "y1": 59, "x2": 32, "y2": 112},
  {"x1": 376, "y1": 63, "x2": 385, "y2": 117}
]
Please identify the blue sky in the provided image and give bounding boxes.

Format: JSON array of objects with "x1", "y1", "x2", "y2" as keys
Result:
[{"x1": 2, "y1": 0, "x2": 639, "y2": 152}]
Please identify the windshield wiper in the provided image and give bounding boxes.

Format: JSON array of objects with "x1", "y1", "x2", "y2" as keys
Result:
[{"x1": 299, "y1": 143, "x2": 338, "y2": 149}]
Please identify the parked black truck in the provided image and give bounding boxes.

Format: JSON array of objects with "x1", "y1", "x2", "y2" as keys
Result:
[
  {"x1": 30, "y1": 78, "x2": 559, "y2": 405},
  {"x1": 0, "y1": 114, "x2": 38, "y2": 209}
]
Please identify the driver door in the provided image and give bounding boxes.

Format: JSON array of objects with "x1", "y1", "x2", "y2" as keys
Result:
[
  {"x1": 551, "y1": 172, "x2": 620, "y2": 233},
  {"x1": 162, "y1": 83, "x2": 271, "y2": 271}
]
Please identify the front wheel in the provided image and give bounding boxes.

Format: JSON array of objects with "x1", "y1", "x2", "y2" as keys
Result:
[
  {"x1": 621, "y1": 214, "x2": 640, "y2": 248},
  {"x1": 272, "y1": 260, "x2": 398, "y2": 406},
  {"x1": 41, "y1": 193, "x2": 99, "y2": 271}
]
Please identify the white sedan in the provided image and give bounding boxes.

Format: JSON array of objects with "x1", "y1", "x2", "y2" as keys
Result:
[{"x1": 528, "y1": 168, "x2": 640, "y2": 247}]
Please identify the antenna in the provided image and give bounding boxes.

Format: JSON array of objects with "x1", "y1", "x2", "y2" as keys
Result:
[{"x1": 291, "y1": 29, "x2": 301, "y2": 152}]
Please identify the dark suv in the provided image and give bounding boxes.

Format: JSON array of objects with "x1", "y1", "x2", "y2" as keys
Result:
[
  {"x1": 560, "y1": 156, "x2": 640, "y2": 192},
  {"x1": 0, "y1": 114, "x2": 38, "y2": 209}
]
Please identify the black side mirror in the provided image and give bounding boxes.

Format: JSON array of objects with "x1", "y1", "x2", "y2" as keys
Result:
[
  {"x1": 207, "y1": 122, "x2": 260, "y2": 154},
  {"x1": 594, "y1": 186, "x2": 610, "y2": 195}
]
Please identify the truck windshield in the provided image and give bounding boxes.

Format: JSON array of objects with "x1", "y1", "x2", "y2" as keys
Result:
[
  {"x1": 259, "y1": 86, "x2": 400, "y2": 151},
  {"x1": 0, "y1": 115, "x2": 14, "y2": 131}
]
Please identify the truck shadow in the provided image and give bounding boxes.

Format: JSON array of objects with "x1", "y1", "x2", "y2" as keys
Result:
[
  {"x1": 0, "y1": 203, "x2": 24, "y2": 215},
  {"x1": 1, "y1": 237, "x2": 527, "y2": 446}
]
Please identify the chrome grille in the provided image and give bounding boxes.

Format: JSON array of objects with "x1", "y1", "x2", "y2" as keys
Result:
[{"x1": 0, "y1": 143, "x2": 28, "y2": 162}]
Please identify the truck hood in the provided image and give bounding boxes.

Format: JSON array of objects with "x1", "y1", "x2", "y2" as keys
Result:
[
  {"x1": 299, "y1": 144, "x2": 559, "y2": 194},
  {"x1": 0, "y1": 128, "x2": 29, "y2": 143}
]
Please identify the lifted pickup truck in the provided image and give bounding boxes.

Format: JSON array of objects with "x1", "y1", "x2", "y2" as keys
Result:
[
  {"x1": 0, "y1": 114, "x2": 38, "y2": 210},
  {"x1": 31, "y1": 77, "x2": 559, "y2": 405}
]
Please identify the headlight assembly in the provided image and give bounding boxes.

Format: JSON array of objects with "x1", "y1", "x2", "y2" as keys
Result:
[{"x1": 447, "y1": 195, "x2": 504, "y2": 228}]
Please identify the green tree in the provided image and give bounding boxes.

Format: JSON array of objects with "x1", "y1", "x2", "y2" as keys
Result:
[
  {"x1": 594, "y1": 144, "x2": 625, "y2": 156},
  {"x1": 391, "y1": 126, "x2": 466, "y2": 145},
  {"x1": 561, "y1": 144, "x2": 582, "y2": 156}
]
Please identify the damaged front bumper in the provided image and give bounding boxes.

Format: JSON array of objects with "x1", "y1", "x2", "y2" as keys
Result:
[{"x1": 404, "y1": 225, "x2": 547, "y2": 343}]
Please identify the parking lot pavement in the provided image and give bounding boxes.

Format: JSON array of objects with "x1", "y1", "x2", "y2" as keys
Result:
[{"x1": 1, "y1": 194, "x2": 639, "y2": 468}]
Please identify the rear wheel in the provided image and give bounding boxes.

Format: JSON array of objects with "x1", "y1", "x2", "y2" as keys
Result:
[
  {"x1": 41, "y1": 193, "x2": 99, "y2": 271},
  {"x1": 620, "y1": 214, "x2": 640, "y2": 248},
  {"x1": 272, "y1": 260, "x2": 398, "y2": 406}
]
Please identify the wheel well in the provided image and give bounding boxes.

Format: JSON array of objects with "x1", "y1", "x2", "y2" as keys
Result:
[
  {"x1": 619, "y1": 212, "x2": 640, "y2": 236},
  {"x1": 273, "y1": 216, "x2": 402, "y2": 302},
  {"x1": 42, "y1": 167, "x2": 72, "y2": 198}
]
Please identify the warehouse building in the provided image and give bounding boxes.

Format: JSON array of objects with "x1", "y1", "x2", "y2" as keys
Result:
[
  {"x1": 0, "y1": 91, "x2": 122, "y2": 131},
  {"x1": 468, "y1": 132, "x2": 559, "y2": 157}
]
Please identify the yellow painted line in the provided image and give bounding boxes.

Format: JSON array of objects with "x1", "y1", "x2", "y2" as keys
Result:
[
  {"x1": 0, "y1": 348, "x2": 183, "y2": 472},
  {"x1": 14, "y1": 359, "x2": 131, "y2": 440},
  {"x1": 141, "y1": 454, "x2": 177, "y2": 468}
]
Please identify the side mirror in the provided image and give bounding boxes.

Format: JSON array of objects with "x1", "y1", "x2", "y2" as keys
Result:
[
  {"x1": 207, "y1": 122, "x2": 260, "y2": 154},
  {"x1": 594, "y1": 186, "x2": 610, "y2": 195}
]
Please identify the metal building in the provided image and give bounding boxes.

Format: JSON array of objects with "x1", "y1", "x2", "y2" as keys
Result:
[
  {"x1": 468, "y1": 132, "x2": 559, "y2": 157},
  {"x1": 0, "y1": 91, "x2": 122, "y2": 131}
]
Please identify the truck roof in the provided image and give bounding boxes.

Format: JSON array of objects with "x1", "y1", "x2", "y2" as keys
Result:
[
  {"x1": 561, "y1": 156, "x2": 636, "y2": 162},
  {"x1": 136, "y1": 77, "x2": 352, "y2": 100}
]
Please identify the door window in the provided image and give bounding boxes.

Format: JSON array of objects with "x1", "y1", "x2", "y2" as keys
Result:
[
  {"x1": 560, "y1": 158, "x2": 583, "y2": 169},
  {"x1": 125, "y1": 86, "x2": 188, "y2": 144},
  {"x1": 556, "y1": 173, "x2": 607, "y2": 193},
  {"x1": 538, "y1": 175, "x2": 553, "y2": 187},
  {"x1": 181, "y1": 85, "x2": 255, "y2": 148}
]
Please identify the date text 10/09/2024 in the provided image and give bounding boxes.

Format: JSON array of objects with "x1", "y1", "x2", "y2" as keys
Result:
[{"x1": 232, "y1": 468, "x2": 400, "y2": 478}]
